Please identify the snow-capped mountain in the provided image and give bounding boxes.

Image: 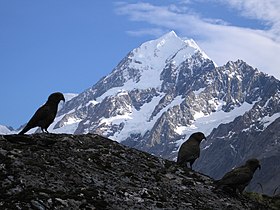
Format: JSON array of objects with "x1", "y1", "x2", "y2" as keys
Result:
[
  {"x1": 46, "y1": 31, "x2": 279, "y2": 195},
  {"x1": 51, "y1": 31, "x2": 217, "y2": 138},
  {"x1": 0, "y1": 125, "x2": 13, "y2": 134}
]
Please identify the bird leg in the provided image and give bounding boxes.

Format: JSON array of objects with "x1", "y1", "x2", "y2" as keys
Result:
[
  {"x1": 41, "y1": 128, "x2": 49, "y2": 133},
  {"x1": 189, "y1": 160, "x2": 195, "y2": 170}
]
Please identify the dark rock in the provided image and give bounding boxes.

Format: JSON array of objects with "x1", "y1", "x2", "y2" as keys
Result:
[{"x1": 0, "y1": 134, "x2": 270, "y2": 209}]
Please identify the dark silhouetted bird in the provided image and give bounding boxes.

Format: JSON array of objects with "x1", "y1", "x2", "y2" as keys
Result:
[
  {"x1": 215, "y1": 158, "x2": 261, "y2": 193},
  {"x1": 177, "y1": 132, "x2": 206, "y2": 169},
  {"x1": 19, "y1": 92, "x2": 65, "y2": 135}
]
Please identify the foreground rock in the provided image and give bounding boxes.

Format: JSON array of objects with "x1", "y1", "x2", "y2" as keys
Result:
[{"x1": 0, "y1": 134, "x2": 273, "y2": 209}]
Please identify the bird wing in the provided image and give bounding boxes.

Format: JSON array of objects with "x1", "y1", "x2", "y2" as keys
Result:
[
  {"x1": 218, "y1": 167, "x2": 253, "y2": 186},
  {"x1": 177, "y1": 141, "x2": 199, "y2": 163},
  {"x1": 25, "y1": 104, "x2": 51, "y2": 127}
]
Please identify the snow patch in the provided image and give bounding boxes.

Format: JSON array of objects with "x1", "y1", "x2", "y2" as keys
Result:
[
  {"x1": 230, "y1": 144, "x2": 237, "y2": 154},
  {"x1": 176, "y1": 102, "x2": 254, "y2": 147},
  {"x1": 86, "y1": 100, "x2": 99, "y2": 107},
  {"x1": 104, "y1": 95, "x2": 163, "y2": 141},
  {"x1": 0, "y1": 125, "x2": 12, "y2": 134},
  {"x1": 48, "y1": 114, "x2": 81, "y2": 134},
  {"x1": 58, "y1": 93, "x2": 78, "y2": 111},
  {"x1": 261, "y1": 113, "x2": 280, "y2": 129},
  {"x1": 194, "y1": 88, "x2": 205, "y2": 96},
  {"x1": 103, "y1": 95, "x2": 185, "y2": 142}
]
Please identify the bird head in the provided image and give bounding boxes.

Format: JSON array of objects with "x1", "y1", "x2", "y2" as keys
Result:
[
  {"x1": 246, "y1": 158, "x2": 261, "y2": 171},
  {"x1": 191, "y1": 132, "x2": 206, "y2": 142},
  {"x1": 47, "y1": 92, "x2": 65, "y2": 104}
]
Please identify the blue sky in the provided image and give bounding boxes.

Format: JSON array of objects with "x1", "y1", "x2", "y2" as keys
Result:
[{"x1": 1, "y1": 0, "x2": 280, "y2": 128}]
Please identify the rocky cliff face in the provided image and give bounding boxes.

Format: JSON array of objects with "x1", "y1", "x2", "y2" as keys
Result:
[
  {"x1": 195, "y1": 62, "x2": 280, "y2": 195},
  {"x1": 196, "y1": 111, "x2": 280, "y2": 196},
  {"x1": 0, "y1": 134, "x2": 273, "y2": 209}
]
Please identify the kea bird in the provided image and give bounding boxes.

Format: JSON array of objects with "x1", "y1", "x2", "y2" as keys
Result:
[
  {"x1": 19, "y1": 92, "x2": 65, "y2": 135},
  {"x1": 215, "y1": 158, "x2": 261, "y2": 193},
  {"x1": 177, "y1": 132, "x2": 206, "y2": 169}
]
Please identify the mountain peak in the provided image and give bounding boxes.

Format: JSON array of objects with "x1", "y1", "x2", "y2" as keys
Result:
[
  {"x1": 157, "y1": 31, "x2": 201, "y2": 53},
  {"x1": 130, "y1": 31, "x2": 210, "y2": 68},
  {"x1": 104, "y1": 31, "x2": 212, "y2": 92},
  {"x1": 159, "y1": 30, "x2": 178, "y2": 39}
]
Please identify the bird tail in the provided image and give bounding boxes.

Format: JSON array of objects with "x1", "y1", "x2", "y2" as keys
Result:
[{"x1": 18, "y1": 125, "x2": 31, "y2": 135}]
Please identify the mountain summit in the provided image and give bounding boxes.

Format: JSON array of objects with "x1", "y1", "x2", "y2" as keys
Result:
[
  {"x1": 96, "y1": 30, "x2": 210, "y2": 92},
  {"x1": 14, "y1": 31, "x2": 280, "y2": 195}
]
